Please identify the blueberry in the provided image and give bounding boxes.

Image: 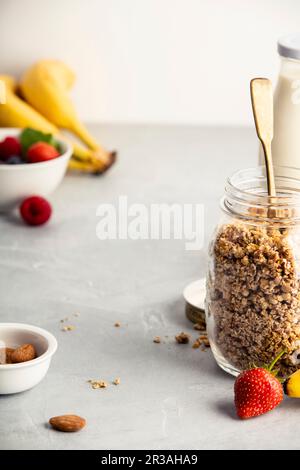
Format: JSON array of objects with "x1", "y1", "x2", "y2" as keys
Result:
[{"x1": 5, "y1": 155, "x2": 24, "y2": 165}]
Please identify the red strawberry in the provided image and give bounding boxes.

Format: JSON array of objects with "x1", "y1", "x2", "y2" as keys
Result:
[
  {"x1": 234, "y1": 368, "x2": 283, "y2": 419},
  {"x1": 20, "y1": 196, "x2": 52, "y2": 226},
  {"x1": 0, "y1": 136, "x2": 21, "y2": 160},
  {"x1": 234, "y1": 352, "x2": 285, "y2": 419},
  {"x1": 27, "y1": 142, "x2": 59, "y2": 163}
]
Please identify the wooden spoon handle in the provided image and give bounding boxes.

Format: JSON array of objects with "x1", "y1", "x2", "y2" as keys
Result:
[
  {"x1": 250, "y1": 78, "x2": 276, "y2": 197},
  {"x1": 261, "y1": 140, "x2": 276, "y2": 198}
]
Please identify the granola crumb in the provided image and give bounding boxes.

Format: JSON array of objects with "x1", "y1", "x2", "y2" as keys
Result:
[
  {"x1": 61, "y1": 325, "x2": 76, "y2": 332},
  {"x1": 153, "y1": 336, "x2": 161, "y2": 344},
  {"x1": 201, "y1": 337, "x2": 210, "y2": 348},
  {"x1": 114, "y1": 322, "x2": 121, "y2": 327},
  {"x1": 193, "y1": 323, "x2": 205, "y2": 331},
  {"x1": 192, "y1": 334, "x2": 210, "y2": 350},
  {"x1": 113, "y1": 378, "x2": 120, "y2": 385},
  {"x1": 60, "y1": 317, "x2": 69, "y2": 323},
  {"x1": 175, "y1": 332, "x2": 190, "y2": 344},
  {"x1": 89, "y1": 380, "x2": 108, "y2": 389}
]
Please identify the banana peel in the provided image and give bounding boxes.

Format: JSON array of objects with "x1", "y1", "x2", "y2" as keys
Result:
[
  {"x1": 0, "y1": 75, "x2": 116, "y2": 174},
  {"x1": 20, "y1": 60, "x2": 102, "y2": 151}
]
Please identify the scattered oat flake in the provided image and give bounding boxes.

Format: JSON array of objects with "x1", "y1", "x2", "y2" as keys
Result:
[
  {"x1": 61, "y1": 325, "x2": 76, "y2": 332},
  {"x1": 175, "y1": 332, "x2": 190, "y2": 344},
  {"x1": 114, "y1": 322, "x2": 121, "y2": 327},
  {"x1": 74, "y1": 312, "x2": 80, "y2": 317},
  {"x1": 153, "y1": 336, "x2": 161, "y2": 343},
  {"x1": 113, "y1": 378, "x2": 120, "y2": 385}
]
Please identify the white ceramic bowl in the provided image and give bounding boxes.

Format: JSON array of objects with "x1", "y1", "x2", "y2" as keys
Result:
[
  {"x1": 0, "y1": 128, "x2": 72, "y2": 211},
  {"x1": 0, "y1": 323, "x2": 57, "y2": 394}
]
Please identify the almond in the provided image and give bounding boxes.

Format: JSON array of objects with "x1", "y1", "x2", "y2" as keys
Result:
[
  {"x1": 0, "y1": 347, "x2": 15, "y2": 364},
  {"x1": 49, "y1": 415, "x2": 86, "y2": 432},
  {"x1": 11, "y1": 343, "x2": 36, "y2": 363}
]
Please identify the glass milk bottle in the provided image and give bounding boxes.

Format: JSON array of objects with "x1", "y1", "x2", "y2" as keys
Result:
[{"x1": 272, "y1": 35, "x2": 300, "y2": 168}]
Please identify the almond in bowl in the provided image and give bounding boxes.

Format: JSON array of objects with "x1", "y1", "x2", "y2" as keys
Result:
[
  {"x1": 0, "y1": 323, "x2": 57, "y2": 394},
  {"x1": 0, "y1": 343, "x2": 37, "y2": 365},
  {"x1": 0, "y1": 347, "x2": 15, "y2": 364}
]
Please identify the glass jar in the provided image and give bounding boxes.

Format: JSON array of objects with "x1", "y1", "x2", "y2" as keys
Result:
[
  {"x1": 272, "y1": 34, "x2": 300, "y2": 169},
  {"x1": 206, "y1": 166, "x2": 300, "y2": 377}
]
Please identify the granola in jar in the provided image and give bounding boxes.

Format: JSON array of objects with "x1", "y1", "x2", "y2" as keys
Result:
[{"x1": 206, "y1": 167, "x2": 300, "y2": 377}]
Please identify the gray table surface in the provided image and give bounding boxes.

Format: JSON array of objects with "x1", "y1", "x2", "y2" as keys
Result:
[{"x1": 0, "y1": 124, "x2": 298, "y2": 450}]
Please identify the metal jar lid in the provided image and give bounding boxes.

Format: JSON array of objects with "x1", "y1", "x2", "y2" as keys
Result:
[
  {"x1": 278, "y1": 34, "x2": 300, "y2": 60},
  {"x1": 183, "y1": 278, "x2": 206, "y2": 328}
]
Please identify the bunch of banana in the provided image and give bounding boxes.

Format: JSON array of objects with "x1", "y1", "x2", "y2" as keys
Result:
[{"x1": 0, "y1": 61, "x2": 116, "y2": 174}]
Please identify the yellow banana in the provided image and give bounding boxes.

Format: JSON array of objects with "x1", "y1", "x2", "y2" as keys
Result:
[
  {"x1": 0, "y1": 75, "x2": 114, "y2": 173},
  {"x1": 284, "y1": 369, "x2": 300, "y2": 397},
  {"x1": 0, "y1": 75, "x2": 57, "y2": 133},
  {"x1": 20, "y1": 60, "x2": 102, "y2": 151}
]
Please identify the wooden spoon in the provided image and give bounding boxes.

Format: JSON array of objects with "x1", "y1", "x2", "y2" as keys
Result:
[{"x1": 250, "y1": 78, "x2": 276, "y2": 197}]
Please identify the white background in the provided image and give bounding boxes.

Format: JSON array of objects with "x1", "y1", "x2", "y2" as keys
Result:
[{"x1": 0, "y1": 0, "x2": 299, "y2": 126}]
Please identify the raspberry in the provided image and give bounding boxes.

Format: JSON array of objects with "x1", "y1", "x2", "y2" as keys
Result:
[
  {"x1": 20, "y1": 196, "x2": 52, "y2": 226},
  {"x1": 27, "y1": 142, "x2": 60, "y2": 163},
  {"x1": 0, "y1": 137, "x2": 21, "y2": 161}
]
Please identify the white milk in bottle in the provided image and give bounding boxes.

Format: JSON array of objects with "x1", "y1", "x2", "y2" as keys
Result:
[{"x1": 272, "y1": 35, "x2": 300, "y2": 169}]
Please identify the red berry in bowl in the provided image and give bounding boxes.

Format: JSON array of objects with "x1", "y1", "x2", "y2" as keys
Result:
[
  {"x1": 20, "y1": 196, "x2": 52, "y2": 226},
  {"x1": 0, "y1": 137, "x2": 21, "y2": 161},
  {"x1": 27, "y1": 142, "x2": 60, "y2": 163}
]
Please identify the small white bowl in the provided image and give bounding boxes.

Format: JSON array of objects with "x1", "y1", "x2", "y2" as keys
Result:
[
  {"x1": 0, "y1": 323, "x2": 57, "y2": 394},
  {"x1": 0, "y1": 128, "x2": 72, "y2": 211}
]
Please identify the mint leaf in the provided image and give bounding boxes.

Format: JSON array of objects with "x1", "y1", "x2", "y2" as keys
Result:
[{"x1": 20, "y1": 128, "x2": 60, "y2": 154}]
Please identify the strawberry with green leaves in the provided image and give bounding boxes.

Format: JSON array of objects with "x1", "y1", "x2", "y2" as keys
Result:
[{"x1": 234, "y1": 352, "x2": 284, "y2": 419}]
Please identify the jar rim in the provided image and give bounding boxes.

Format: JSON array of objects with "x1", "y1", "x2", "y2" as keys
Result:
[{"x1": 223, "y1": 166, "x2": 300, "y2": 224}]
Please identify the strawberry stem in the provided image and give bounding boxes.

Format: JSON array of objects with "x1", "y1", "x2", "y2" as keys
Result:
[{"x1": 268, "y1": 350, "x2": 285, "y2": 372}]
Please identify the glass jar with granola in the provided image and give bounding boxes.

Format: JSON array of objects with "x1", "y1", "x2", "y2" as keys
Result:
[{"x1": 206, "y1": 166, "x2": 300, "y2": 377}]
